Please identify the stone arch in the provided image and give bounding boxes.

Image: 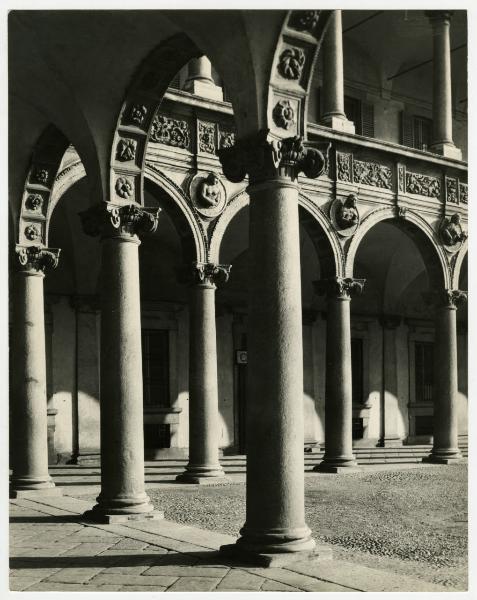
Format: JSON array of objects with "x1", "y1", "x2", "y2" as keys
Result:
[
  {"x1": 346, "y1": 206, "x2": 450, "y2": 289},
  {"x1": 144, "y1": 166, "x2": 207, "y2": 264},
  {"x1": 16, "y1": 124, "x2": 70, "y2": 247},
  {"x1": 452, "y1": 241, "x2": 468, "y2": 290},
  {"x1": 209, "y1": 188, "x2": 341, "y2": 278}
]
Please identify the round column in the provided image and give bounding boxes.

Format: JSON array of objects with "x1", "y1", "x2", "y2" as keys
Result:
[
  {"x1": 177, "y1": 263, "x2": 230, "y2": 483},
  {"x1": 80, "y1": 203, "x2": 161, "y2": 523},
  {"x1": 183, "y1": 55, "x2": 223, "y2": 101},
  {"x1": 427, "y1": 290, "x2": 466, "y2": 463},
  {"x1": 321, "y1": 10, "x2": 355, "y2": 133},
  {"x1": 10, "y1": 247, "x2": 61, "y2": 498},
  {"x1": 314, "y1": 278, "x2": 364, "y2": 473}
]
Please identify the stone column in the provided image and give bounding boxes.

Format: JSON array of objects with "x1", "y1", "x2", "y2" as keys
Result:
[
  {"x1": 425, "y1": 289, "x2": 467, "y2": 463},
  {"x1": 321, "y1": 10, "x2": 355, "y2": 133},
  {"x1": 177, "y1": 262, "x2": 230, "y2": 483},
  {"x1": 183, "y1": 55, "x2": 224, "y2": 101},
  {"x1": 80, "y1": 203, "x2": 162, "y2": 523},
  {"x1": 219, "y1": 133, "x2": 328, "y2": 565},
  {"x1": 314, "y1": 278, "x2": 365, "y2": 473},
  {"x1": 426, "y1": 11, "x2": 462, "y2": 160},
  {"x1": 10, "y1": 246, "x2": 62, "y2": 498},
  {"x1": 379, "y1": 315, "x2": 403, "y2": 447}
]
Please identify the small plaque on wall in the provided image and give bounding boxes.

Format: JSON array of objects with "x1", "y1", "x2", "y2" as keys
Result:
[{"x1": 236, "y1": 350, "x2": 248, "y2": 365}]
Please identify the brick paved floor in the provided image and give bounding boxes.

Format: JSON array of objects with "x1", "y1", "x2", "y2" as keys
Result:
[{"x1": 8, "y1": 493, "x2": 448, "y2": 593}]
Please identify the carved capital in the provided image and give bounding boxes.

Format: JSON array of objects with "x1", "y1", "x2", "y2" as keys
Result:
[
  {"x1": 218, "y1": 130, "x2": 328, "y2": 184},
  {"x1": 424, "y1": 289, "x2": 468, "y2": 310},
  {"x1": 314, "y1": 277, "x2": 366, "y2": 299},
  {"x1": 15, "y1": 245, "x2": 60, "y2": 273},
  {"x1": 79, "y1": 203, "x2": 160, "y2": 239},
  {"x1": 177, "y1": 262, "x2": 231, "y2": 287},
  {"x1": 426, "y1": 10, "x2": 453, "y2": 25}
]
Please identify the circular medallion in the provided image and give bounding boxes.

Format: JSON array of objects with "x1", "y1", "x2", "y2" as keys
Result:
[
  {"x1": 189, "y1": 172, "x2": 227, "y2": 219},
  {"x1": 330, "y1": 194, "x2": 360, "y2": 237},
  {"x1": 438, "y1": 214, "x2": 466, "y2": 253}
]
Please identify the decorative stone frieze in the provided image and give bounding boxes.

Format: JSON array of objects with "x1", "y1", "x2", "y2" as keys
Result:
[
  {"x1": 289, "y1": 10, "x2": 320, "y2": 33},
  {"x1": 219, "y1": 131, "x2": 328, "y2": 184},
  {"x1": 406, "y1": 171, "x2": 441, "y2": 198},
  {"x1": 314, "y1": 277, "x2": 366, "y2": 299},
  {"x1": 129, "y1": 104, "x2": 147, "y2": 126},
  {"x1": 80, "y1": 203, "x2": 160, "y2": 239},
  {"x1": 459, "y1": 182, "x2": 468, "y2": 204},
  {"x1": 150, "y1": 114, "x2": 191, "y2": 149},
  {"x1": 198, "y1": 121, "x2": 216, "y2": 154},
  {"x1": 15, "y1": 245, "x2": 60, "y2": 272},
  {"x1": 398, "y1": 165, "x2": 405, "y2": 192},
  {"x1": 25, "y1": 194, "x2": 43, "y2": 212},
  {"x1": 115, "y1": 176, "x2": 134, "y2": 199},
  {"x1": 219, "y1": 130, "x2": 236, "y2": 150},
  {"x1": 273, "y1": 99, "x2": 296, "y2": 130},
  {"x1": 24, "y1": 224, "x2": 41, "y2": 241},
  {"x1": 116, "y1": 138, "x2": 137, "y2": 162},
  {"x1": 445, "y1": 176, "x2": 458, "y2": 204},
  {"x1": 330, "y1": 193, "x2": 360, "y2": 237},
  {"x1": 33, "y1": 168, "x2": 49, "y2": 185},
  {"x1": 336, "y1": 152, "x2": 352, "y2": 182},
  {"x1": 278, "y1": 47, "x2": 306, "y2": 80},
  {"x1": 438, "y1": 213, "x2": 467, "y2": 252},
  {"x1": 353, "y1": 159, "x2": 392, "y2": 190},
  {"x1": 189, "y1": 172, "x2": 227, "y2": 219}
]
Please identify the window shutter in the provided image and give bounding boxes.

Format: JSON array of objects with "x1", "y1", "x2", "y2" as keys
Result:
[
  {"x1": 360, "y1": 101, "x2": 375, "y2": 138},
  {"x1": 400, "y1": 111, "x2": 414, "y2": 147}
]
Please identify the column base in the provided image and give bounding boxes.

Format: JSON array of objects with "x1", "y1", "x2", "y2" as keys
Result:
[
  {"x1": 321, "y1": 114, "x2": 355, "y2": 134},
  {"x1": 82, "y1": 508, "x2": 164, "y2": 524},
  {"x1": 10, "y1": 486, "x2": 63, "y2": 499},
  {"x1": 378, "y1": 436, "x2": 403, "y2": 448},
  {"x1": 83, "y1": 492, "x2": 158, "y2": 523},
  {"x1": 430, "y1": 142, "x2": 462, "y2": 160},
  {"x1": 183, "y1": 79, "x2": 224, "y2": 102},
  {"x1": 220, "y1": 539, "x2": 331, "y2": 567},
  {"x1": 314, "y1": 456, "x2": 360, "y2": 473},
  {"x1": 176, "y1": 464, "x2": 228, "y2": 484},
  {"x1": 423, "y1": 449, "x2": 464, "y2": 465}
]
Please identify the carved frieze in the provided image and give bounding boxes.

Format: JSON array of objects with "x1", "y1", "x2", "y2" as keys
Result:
[
  {"x1": 24, "y1": 224, "x2": 41, "y2": 241},
  {"x1": 25, "y1": 194, "x2": 43, "y2": 212},
  {"x1": 445, "y1": 176, "x2": 458, "y2": 204},
  {"x1": 219, "y1": 130, "x2": 236, "y2": 150},
  {"x1": 80, "y1": 203, "x2": 160, "y2": 239},
  {"x1": 289, "y1": 10, "x2": 320, "y2": 33},
  {"x1": 314, "y1": 277, "x2": 366, "y2": 299},
  {"x1": 218, "y1": 131, "x2": 328, "y2": 184},
  {"x1": 406, "y1": 171, "x2": 441, "y2": 198},
  {"x1": 198, "y1": 121, "x2": 216, "y2": 154},
  {"x1": 15, "y1": 245, "x2": 60, "y2": 273},
  {"x1": 116, "y1": 138, "x2": 137, "y2": 162},
  {"x1": 150, "y1": 115, "x2": 191, "y2": 149},
  {"x1": 398, "y1": 165, "x2": 405, "y2": 192},
  {"x1": 330, "y1": 193, "x2": 360, "y2": 238},
  {"x1": 336, "y1": 152, "x2": 352, "y2": 182},
  {"x1": 273, "y1": 99, "x2": 296, "y2": 130},
  {"x1": 353, "y1": 159, "x2": 392, "y2": 189},
  {"x1": 189, "y1": 172, "x2": 226, "y2": 219},
  {"x1": 459, "y1": 182, "x2": 468, "y2": 204},
  {"x1": 438, "y1": 214, "x2": 467, "y2": 253},
  {"x1": 115, "y1": 176, "x2": 134, "y2": 199},
  {"x1": 129, "y1": 104, "x2": 147, "y2": 126},
  {"x1": 278, "y1": 47, "x2": 306, "y2": 80}
]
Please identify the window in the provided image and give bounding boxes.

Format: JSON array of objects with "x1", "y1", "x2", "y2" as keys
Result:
[
  {"x1": 344, "y1": 95, "x2": 375, "y2": 137},
  {"x1": 415, "y1": 342, "x2": 433, "y2": 403},
  {"x1": 401, "y1": 112, "x2": 432, "y2": 151},
  {"x1": 351, "y1": 337, "x2": 364, "y2": 405},
  {"x1": 141, "y1": 329, "x2": 170, "y2": 407}
]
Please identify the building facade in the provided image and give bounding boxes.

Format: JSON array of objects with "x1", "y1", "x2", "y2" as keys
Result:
[{"x1": 9, "y1": 9, "x2": 468, "y2": 559}]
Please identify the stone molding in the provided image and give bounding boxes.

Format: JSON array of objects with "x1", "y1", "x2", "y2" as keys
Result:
[
  {"x1": 150, "y1": 114, "x2": 191, "y2": 149},
  {"x1": 177, "y1": 261, "x2": 231, "y2": 287},
  {"x1": 218, "y1": 130, "x2": 328, "y2": 184},
  {"x1": 314, "y1": 277, "x2": 366, "y2": 299},
  {"x1": 15, "y1": 245, "x2": 60, "y2": 273},
  {"x1": 405, "y1": 171, "x2": 441, "y2": 198},
  {"x1": 80, "y1": 203, "x2": 160, "y2": 239}
]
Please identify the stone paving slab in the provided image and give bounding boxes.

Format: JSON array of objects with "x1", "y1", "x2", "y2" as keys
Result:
[{"x1": 9, "y1": 494, "x2": 451, "y2": 593}]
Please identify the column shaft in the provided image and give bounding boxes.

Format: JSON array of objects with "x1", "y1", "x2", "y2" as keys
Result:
[
  {"x1": 238, "y1": 178, "x2": 313, "y2": 554},
  {"x1": 10, "y1": 269, "x2": 56, "y2": 495},
  {"x1": 381, "y1": 318, "x2": 402, "y2": 446},
  {"x1": 183, "y1": 56, "x2": 223, "y2": 101}
]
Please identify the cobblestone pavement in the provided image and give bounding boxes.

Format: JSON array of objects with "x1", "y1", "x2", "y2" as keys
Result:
[{"x1": 9, "y1": 493, "x2": 449, "y2": 593}]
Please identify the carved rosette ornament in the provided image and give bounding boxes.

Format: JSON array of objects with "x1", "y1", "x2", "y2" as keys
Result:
[
  {"x1": 115, "y1": 176, "x2": 134, "y2": 199},
  {"x1": 438, "y1": 214, "x2": 467, "y2": 252},
  {"x1": 80, "y1": 203, "x2": 160, "y2": 240},
  {"x1": 130, "y1": 104, "x2": 147, "y2": 126},
  {"x1": 116, "y1": 138, "x2": 137, "y2": 162},
  {"x1": 34, "y1": 168, "x2": 49, "y2": 185},
  {"x1": 25, "y1": 194, "x2": 43, "y2": 212},
  {"x1": 219, "y1": 130, "x2": 236, "y2": 150},
  {"x1": 273, "y1": 100, "x2": 296, "y2": 130},
  {"x1": 289, "y1": 10, "x2": 320, "y2": 32},
  {"x1": 15, "y1": 245, "x2": 60, "y2": 273},
  {"x1": 24, "y1": 224, "x2": 41, "y2": 241},
  {"x1": 278, "y1": 47, "x2": 306, "y2": 80},
  {"x1": 330, "y1": 194, "x2": 360, "y2": 237},
  {"x1": 189, "y1": 172, "x2": 226, "y2": 219},
  {"x1": 314, "y1": 277, "x2": 366, "y2": 300},
  {"x1": 218, "y1": 130, "x2": 328, "y2": 184}
]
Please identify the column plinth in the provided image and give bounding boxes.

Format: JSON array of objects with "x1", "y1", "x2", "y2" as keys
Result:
[
  {"x1": 10, "y1": 246, "x2": 63, "y2": 498},
  {"x1": 80, "y1": 203, "x2": 163, "y2": 523},
  {"x1": 176, "y1": 263, "x2": 230, "y2": 484},
  {"x1": 183, "y1": 56, "x2": 224, "y2": 102},
  {"x1": 321, "y1": 10, "x2": 355, "y2": 134},
  {"x1": 314, "y1": 278, "x2": 365, "y2": 473},
  {"x1": 424, "y1": 290, "x2": 466, "y2": 464},
  {"x1": 218, "y1": 133, "x2": 328, "y2": 565}
]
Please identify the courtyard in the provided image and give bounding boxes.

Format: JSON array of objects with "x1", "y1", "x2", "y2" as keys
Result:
[{"x1": 9, "y1": 462, "x2": 467, "y2": 592}]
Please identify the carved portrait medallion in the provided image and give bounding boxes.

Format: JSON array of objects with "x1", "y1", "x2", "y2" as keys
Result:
[
  {"x1": 189, "y1": 172, "x2": 227, "y2": 220},
  {"x1": 330, "y1": 194, "x2": 360, "y2": 237},
  {"x1": 438, "y1": 213, "x2": 467, "y2": 253}
]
